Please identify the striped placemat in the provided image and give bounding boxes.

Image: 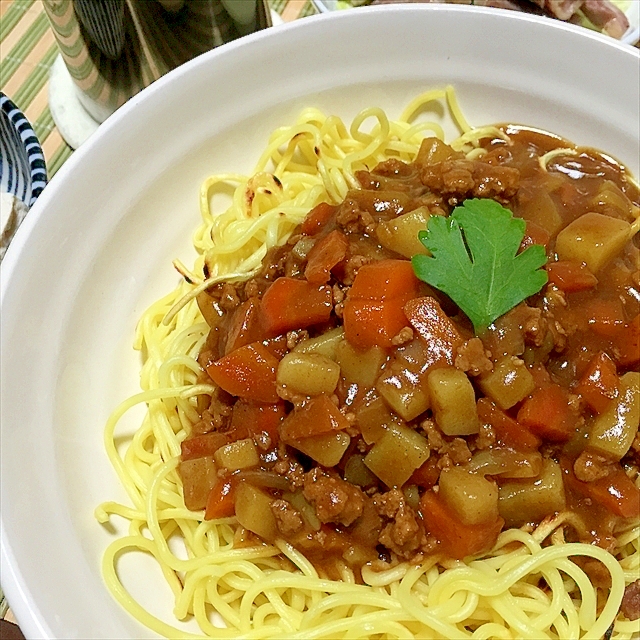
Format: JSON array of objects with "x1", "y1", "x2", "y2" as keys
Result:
[{"x1": 0, "y1": 0, "x2": 318, "y2": 178}]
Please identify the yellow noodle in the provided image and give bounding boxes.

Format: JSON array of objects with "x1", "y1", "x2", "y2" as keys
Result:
[{"x1": 97, "y1": 87, "x2": 640, "y2": 639}]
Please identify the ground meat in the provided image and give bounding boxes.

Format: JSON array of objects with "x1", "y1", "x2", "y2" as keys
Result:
[
  {"x1": 374, "y1": 489, "x2": 427, "y2": 559},
  {"x1": 443, "y1": 438, "x2": 473, "y2": 465},
  {"x1": 273, "y1": 454, "x2": 305, "y2": 490},
  {"x1": 243, "y1": 278, "x2": 260, "y2": 298},
  {"x1": 420, "y1": 419, "x2": 445, "y2": 450},
  {"x1": 285, "y1": 329, "x2": 309, "y2": 350},
  {"x1": 260, "y1": 246, "x2": 289, "y2": 281},
  {"x1": 621, "y1": 580, "x2": 640, "y2": 621},
  {"x1": 191, "y1": 389, "x2": 233, "y2": 434},
  {"x1": 303, "y1": 468, "x2": 365, "y2": 526},
  {"x1": 391, "y1": 326, "x2": 414, "y2": 346},
  {"x1": 332, "y1": 283, "x2": 347, "y2": 306},
  {"x1": 547, "y1": 316, "x2": 568, "y2": 353},
  {"x1": 455, "y1": 337, "x2": 493, "y2": 376},
  {"x1": 218, "y1": 283, "x2": 241, "y2": 312},
  {"x1": 420, "y1": 158, "x2": 520, "y2": 203},
  {"x1": 276, "y1": 384, "x2": 308, "y2": 407},
  {"x1": 520, "y1": 306, "x2": 547, "y2": 348},
  {"x1": 336, "y1": 197, "x2": 374, "y2": 235},
  {"x1": 342, "y1": 254, "x2": 370, "y2": 285},
  {"x1": 370, "y1": 158, "x2": 415, "y2": 179},
  {"x1": 574, "y1": 450, "x2": 615, "y2": 483},
  {"x1": 474, "y1": 422, "x2": 497, "y2": 450},
  {"x1": 271, "y1": 499, "x2": 304, "y2": 535}
]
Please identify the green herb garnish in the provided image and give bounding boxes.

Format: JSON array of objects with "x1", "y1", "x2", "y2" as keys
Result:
[{"x1": 411, "y1": 198, "x2": 548, "y2": 334}]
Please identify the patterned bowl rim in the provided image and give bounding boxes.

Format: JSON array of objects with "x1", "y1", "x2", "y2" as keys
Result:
[{"x1": 1, "y1": 93, "x2": 47, "y2": 208}]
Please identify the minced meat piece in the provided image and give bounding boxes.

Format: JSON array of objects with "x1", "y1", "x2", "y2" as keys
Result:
[
  {"x1": 420, "y1": 158, "x2": 520, "y2": 202},
  {"x1": 443, "y1": 438, "x2": 472, "y2": 465},
  {"x1": 374, "y1": 489, "x2": 426, "y2": 559},
  {"x1": 219, "y1": 283, "x2": 241, "y2": 311},
  {"x1": 574, "y1": 450, "x2": 615, "y2": 483},
  {"x1": 303, "y1": 468, "x2": 365, "y2": 526},
  {"x1": 455, "y1": 337, "x2": 493, "y2": 376},
  {"x1": 271, "y1": 499, "x2": 304, "y2": 536}
]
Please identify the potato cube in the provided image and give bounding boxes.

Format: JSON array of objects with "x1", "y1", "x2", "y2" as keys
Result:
[
  {"x1": 214, "y1": 438, "x2": 259, "y2": 471},
  {"x1": 427, "y1": 367, "x2": 480, "y2": 435},
  {"x1": 277, "y1": 352, "x2": 340, "y2": 396},
  {"x1": 335, "y1": 340, "x2": 388, "y2": 388},
  {"x1": 364, "y1": 424, "x2": 430, "y2": 487},
  {"x1": 289, "y1": 431, "x2": 350, "y2": 467},
  {"x1": 178, "y1": 456, "x2": 218, "y2": 511},
  {"x1": 588, "y1": 372, "x2": 640, "y2": 460},
  {"x1": 439, "y1": 467, "x2": 499, "y2": 525},
  {"x1": 478, "y1": 356, "x2": 535, "y2": 410},
  {"x1": 556, "y1": 212, "x2": 631, "y2": 273},
  {"x1": 235, "y1": 482, "x2": 278, "y2": 541},
  {"x1": 376, "y1": 207, "x2": 431, "y2": 258},
  {"x1": 293, "y1": 327, "x2": 344, "y2": 360},
  {"x1": 376, "y1": 363, "x2": 431, "y2": 421},
  {"x1": 498, "y1": 459, "x2": 566, "y2": 527}
]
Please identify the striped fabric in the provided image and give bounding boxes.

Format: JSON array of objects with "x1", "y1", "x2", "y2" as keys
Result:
[
  {"x1": 0, "y1": 92, "x2": 47, "y2": 206},
  {"x1": 0, "y1": 0, "x2": 318, "y2": 177}
]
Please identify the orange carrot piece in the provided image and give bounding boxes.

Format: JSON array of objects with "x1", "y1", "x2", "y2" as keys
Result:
[
  {"x1": 343, "y1": 298, "x2": 411, "y2": 349},
  {"x1": 230, "y1": 400, "x2": 286, "y2": 444},
  {"x1": 477, "y1": 398, "x2": 541, "y2": 451},
  {"x1": 305, "y1": 230, "x2": 349, "y2": 284},
  {"x1": 575, "y1": 351, "x2": 619, "y2": 414},
  {"x1": 420, "y1": 492, "x2": 503, "y2": 560},
  {"x1": 585, "y1": 298, "x2": 626, "y2": 338},
  {"x1": 349, "y1": 260, "x2": 419, "y2": 301},
  {"x1": 300, "y1": 202, "x2": 338, "y2": 236},
  {"x1": 181, "y1": 433, "x2": 230, "y2": 461},
  {"x1": 520, "y1": 220, "x2": 550, "y2": 251},
  {"x1": 206, "y1": 342, "x2": 279, "y2": 403},
  {"x1": 259, "y1": 277, "x2": 332, "y2": 338},
  {"x1": 280, "y1": 394, "x2": 350, "y2": 442},
  {"x1": 547, "y1": 260, "x2": 598, "y2": 292},
  {"x1": 403, "y1": 297, "x2": 464, "y2": 367},
  {"x1": 204, "y1": 477, "x2": 237, "y2": 520},
  {"x1": 223, "y1": 296, "x2": 263, "y2": 355},
  {"x1": 343, "y1": 259, "x2": 422, "y2": 349},
  {"x1": 517, "y1": 384, "x2": 577, "y2": 443},
  {"x1": 562, "y1": 461, "x2": 640, "y2": 520}
]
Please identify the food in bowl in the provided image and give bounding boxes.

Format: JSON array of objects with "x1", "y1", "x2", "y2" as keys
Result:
[
  {"x1": 97, "y1": 86, "x2": 640, "y2": 638},
  {"x1": 314, "y1": 0, "x2": 636, "y2": 42}
]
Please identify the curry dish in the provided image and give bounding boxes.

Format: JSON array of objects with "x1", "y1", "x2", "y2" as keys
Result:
[{"x1": 177, "y1": 125, "x2": 640, "y2": 617}]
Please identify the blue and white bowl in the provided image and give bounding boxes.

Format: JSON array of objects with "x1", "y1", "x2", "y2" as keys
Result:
[
  {"x1": 1, "y1": 93, "x2": 47, "y2": 208},
  {"x1": 0, "y1": 93, "x2": 47, "y2": 259}
]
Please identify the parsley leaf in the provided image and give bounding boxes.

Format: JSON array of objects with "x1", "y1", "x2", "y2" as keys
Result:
[{"x1": 411, "y1": 198, "x2": 548, "y2": 334}]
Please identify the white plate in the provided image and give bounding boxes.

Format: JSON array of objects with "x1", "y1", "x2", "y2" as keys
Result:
[
  {"x1": 1, "y1": 6, "x2": 639, "y2": 639},
  {"x1": 312, "y1": 0, "x2": 640, "y2": 44}
]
